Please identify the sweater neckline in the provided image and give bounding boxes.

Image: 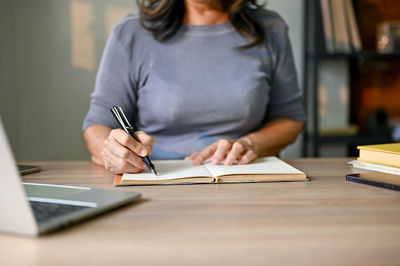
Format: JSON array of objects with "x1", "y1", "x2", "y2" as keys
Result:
[{"x1": 179, "y1": 22, "x2": 235, "y2": 36}]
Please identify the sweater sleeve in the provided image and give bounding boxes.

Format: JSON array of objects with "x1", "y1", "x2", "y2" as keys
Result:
[
  {"x1": 82, "y1": 16, "x2": 137, "y2": 131},
  {"x1": 263, "y1": 14, "x2": 306, "y2": 123}
]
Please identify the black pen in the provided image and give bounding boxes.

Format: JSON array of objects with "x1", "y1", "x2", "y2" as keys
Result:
[{"x1": 110, "y1": 106, "x2": 158, "y2": 176}]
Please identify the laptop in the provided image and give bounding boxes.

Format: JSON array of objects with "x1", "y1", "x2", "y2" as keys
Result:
[{"x1": 0, "y1": 118, "x2": 141, "y2": 236}]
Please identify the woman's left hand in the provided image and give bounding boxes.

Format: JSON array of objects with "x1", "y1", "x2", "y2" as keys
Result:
[{"x1": 185, "y1": 137, "x2": 259, "y2": 166}]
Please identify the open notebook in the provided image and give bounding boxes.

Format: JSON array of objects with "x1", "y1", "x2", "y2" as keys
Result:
[{"x1": 113, "y1": 156, "x2": 308, "y2": 186}]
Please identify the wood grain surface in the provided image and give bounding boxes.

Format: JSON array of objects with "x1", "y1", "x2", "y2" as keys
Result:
[{"x1": 1, "y1": 158, "x2": 399, "y2": 266}]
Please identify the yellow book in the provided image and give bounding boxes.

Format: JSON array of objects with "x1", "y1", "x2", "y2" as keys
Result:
[
  {"x1": 357, "y1": 143, "x2": 400, "y2": 167},
  {"x1": 113, "y1": 156, "x2": 308, "y2": 186}
]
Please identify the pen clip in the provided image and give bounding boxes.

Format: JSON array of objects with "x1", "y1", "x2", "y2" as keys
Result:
[
  {"x1": 111, "y1": 106, "x2": 130, "y2": 133},
  {"x1": 116, "y1": 107, "x2": 133, "y2": 129}
]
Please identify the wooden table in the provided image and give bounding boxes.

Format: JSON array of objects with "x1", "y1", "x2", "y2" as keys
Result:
[{"x1": 1, "y1": 158, "x2": 400, "y2": 265}]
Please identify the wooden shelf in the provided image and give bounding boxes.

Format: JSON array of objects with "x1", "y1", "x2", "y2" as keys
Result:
[
  {"x1": 307, "y1": 51, "x2": 400, "y2": 60},
  {"x1": 302, "y1": 0, "x2": 398, "y2": 157},
  {"x1": 315, "y1": 134, "x2": 391, "y2": 145}
]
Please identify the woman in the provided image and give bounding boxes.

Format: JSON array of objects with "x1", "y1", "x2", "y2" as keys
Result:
[{"x1": 83, "y1": 0, "x2": 305, "y2": 174}]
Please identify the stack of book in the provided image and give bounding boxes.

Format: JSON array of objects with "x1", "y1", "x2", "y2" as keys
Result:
[
  {"x1": 320, "y1": 0, "x2": 362, "y2": 53},
  {"x1": 349, "y1": 143, "x2": 400, "y2": 176},
  {"x1": 317, "y1": 0, "x2": 362, "y2": 136}
]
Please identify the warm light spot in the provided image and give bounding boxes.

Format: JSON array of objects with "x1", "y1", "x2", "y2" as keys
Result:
[
  {"x1": 339, "y1": 84, "x2": 349, "y2": 105},
  {"x1": 70, "y1": 0, "x2": 96, "y2": 71},
  {"x1": 318, "y1": 85, "x2": 328, "y2": 118},
  {"x1": 105, "y1": 4, "x2": 134, "y2": 40}
]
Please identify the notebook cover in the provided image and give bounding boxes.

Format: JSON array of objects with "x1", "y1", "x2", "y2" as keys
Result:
[
  {"x1": 357, "y1": 143, "x2": 400, "y2": 155},
  {"x1": 113, "y1": 175, "x2": 310, "y2": 186}
]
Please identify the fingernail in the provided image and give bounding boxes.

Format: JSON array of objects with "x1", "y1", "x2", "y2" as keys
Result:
[
  {"x1": 224, "y1": 160, "x2": 232, "y2": 165},
  {"x1": 193, "y1": 159, "x2": 201, "y2": 165},
  {"x1": 140, "y1": 148, "x2": 148, "y2": 156},
  {"x1": 212, "y1": 159, "x2": 219, "y2": 165}
]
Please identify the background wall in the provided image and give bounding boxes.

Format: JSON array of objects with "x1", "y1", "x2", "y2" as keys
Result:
[
  {"x1": 0, "y1": 1, "x2": 18, "y2": 153},
  {"x1": 0, "y1": 0, "x2": 304, "y2": 160}
]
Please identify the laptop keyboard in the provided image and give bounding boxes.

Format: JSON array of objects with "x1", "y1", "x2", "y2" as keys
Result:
[{"x1": 30, "y1": 201, "x2": 91, "y2": 224}]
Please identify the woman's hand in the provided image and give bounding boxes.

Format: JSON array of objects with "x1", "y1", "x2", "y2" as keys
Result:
[
  {"x1": 185, "y1": 119, "x2": 304, "y2": 166},
  {"x1": 185, "y1": 137, "x2": 259, "y2": 166},
  {"x1": 101, "y1": 129, "x2": 154, "y2": 174}
]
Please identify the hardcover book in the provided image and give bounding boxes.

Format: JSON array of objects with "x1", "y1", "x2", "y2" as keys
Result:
[
  {"x1": 357, "y1": 143, "x2": 400, "y2": 167},
  {"x1": 348, "y1": 159, "x2": 400, "y2": 176}
]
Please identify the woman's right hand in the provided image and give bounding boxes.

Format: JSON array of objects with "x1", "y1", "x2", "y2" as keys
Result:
[{"x1": 101, "y1": 128, "x2": 154, "y2": 174}]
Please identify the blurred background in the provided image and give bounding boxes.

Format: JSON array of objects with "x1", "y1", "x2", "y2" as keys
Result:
[
  {"x1": 1, "y1": 0, "x2": 399, "y2": 161},
  {"x1": 0, "y1": 0, "x2": 304, "y2": 160}
]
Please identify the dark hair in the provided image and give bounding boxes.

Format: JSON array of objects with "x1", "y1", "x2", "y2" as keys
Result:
[{"x1": 138, "y1": 0, "x2": 265, "y2": 49}]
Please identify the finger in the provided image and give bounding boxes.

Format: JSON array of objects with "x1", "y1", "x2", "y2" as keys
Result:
[
  {"x1": 224, "y1": 141, "x2": 246, "y2": 165},
  {"x1": 103, "y1": 156, "x2": 122, "y2": 174},
  {"x1": 135, "y1": 131, "x2": 154, "y2": 155},
  {"x1": 212, "y1": 139, "x2": 233, "y2": 165},
  {"x1": 103, "y1": 157, "x2": 112, "y2": 171},
  {"x1": 110, "y1": 129, "x2": 148, "y2": 157},
  {"x1": 192, "y1": 145, "x2": 217, "y2": 166},
  {"x1": 91, "y1": 155, "x2": 104, "y2": 166},
  {"x1": 103, "y1": 151, "x2": 144, "y2": 174},
  {"x1": 103, "y1": 139, "x2": 145, "y2": 170},
  {"x1": 107, "y1": 138, "x2": 146, "y2": 169},
  {"x1": 238, "y1": 149, "x2": 257, "y2": 165},
  {"x1": 185, "y1": 152, "x2": 200, "y2": 160}
]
